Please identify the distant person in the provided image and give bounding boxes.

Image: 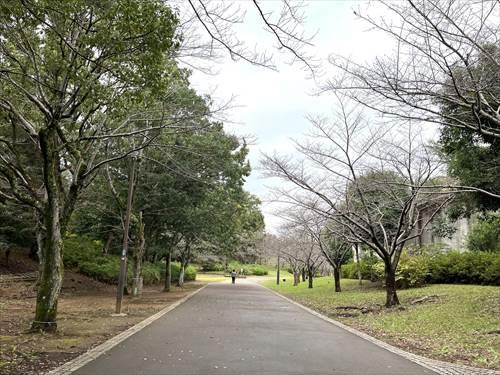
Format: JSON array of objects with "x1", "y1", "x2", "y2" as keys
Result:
[{"x1": 231, "y1": 269, "x2": 237, "y2": 284}]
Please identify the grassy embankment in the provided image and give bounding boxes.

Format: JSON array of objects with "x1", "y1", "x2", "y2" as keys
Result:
[{"x1": 263, "y1": 277, "x2": 500, "y2": 369}]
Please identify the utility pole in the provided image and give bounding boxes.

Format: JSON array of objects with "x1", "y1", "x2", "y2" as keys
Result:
[{"x1": 115, "y1": 157, "x2": 136, "y2": 314}]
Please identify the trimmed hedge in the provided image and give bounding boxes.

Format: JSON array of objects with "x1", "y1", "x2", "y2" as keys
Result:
[
  {"x1": 428, "y1": 252, "x2": 499, "y2": 285},
  {"x1": 63, "y1": 235, "x2": 196, "y2": 284},
  {"x1": 227, "y1": 262, "x2": 269, "y2": 276},
  {"x1": 342, "y1": 251, "x2": 499, "y2": 287}
]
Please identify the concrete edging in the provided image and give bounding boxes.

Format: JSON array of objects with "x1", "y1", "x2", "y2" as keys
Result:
[
  {"x1": 47, "y1": 285, "x2": 207, "y2": 375},
  {"x1": 262, "y1": 285, "x2": 499, "y2": 375}
]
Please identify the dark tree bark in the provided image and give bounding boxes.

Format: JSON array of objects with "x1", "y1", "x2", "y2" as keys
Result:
[
  {"x1": 333, "y1": 267, "x2": 341, "y2": 292},
  {"x1": 32, "y1": 130, "x2": 64, "y2": 332},
  {"x1": 164, "y1": 250, "x2": 172, "y2": 292},
  {"x1": 384, "y1": 264, "x2": 400, "y2": 307},
  {"x1": 307, "y1": 269, "x2": 313, "y2": 288}
]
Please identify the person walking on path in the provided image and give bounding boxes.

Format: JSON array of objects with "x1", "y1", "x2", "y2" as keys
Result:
[{"x1": 231, "y1": 269, "x2": 237, "y2": 284}]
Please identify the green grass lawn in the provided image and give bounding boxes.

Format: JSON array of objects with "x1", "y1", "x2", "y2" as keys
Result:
[
  {"x1": 263, "y1": 277, "x2": 500, "y2": 369},
  {"x1": 195, "y1": 273, "x2": 226, "y2": 283}
]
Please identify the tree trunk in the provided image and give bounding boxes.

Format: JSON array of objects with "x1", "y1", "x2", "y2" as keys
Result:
[
  {"x1": 307, "y1": 269, "x2": 313, "y2": 288},
  {"x1": 333, "y1": 267, "x2": 341, "y2": 292},
  {"x1": 32, "y1": 130, "x2": 63, "y2": 332},
  {"x1": 177, "y1": 262, "x2": 185, "y2": 287},
  {"x1": 131, "y1": 213, "x2": 145, "y2": 297},
  {"x1": 355, "y1": 244, "x2": 362, "y2": 285},
  {"x1": 384, "y1": 264, "x2": 400, "y2": 307},
  {"x1": 301, "y1": 268, "x2": 306, "y2": 282},
  {"x1": 164, "y1": 250, "x2": 171, "y2": 292},
  {"x1": 103, "y1": 233, "x2": 113, "y2": 255},
  {"x1": 293, "y1": 271, "x2": 300, "y2": 286},
  {"x1": 276, "y1": 255, "x2": 280, "y2": 285}
]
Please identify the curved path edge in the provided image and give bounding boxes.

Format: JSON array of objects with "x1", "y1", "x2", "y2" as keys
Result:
[
  {"x1": 46, "y1": 285, "x2": 207, "y2": 375},
  {"x1": 262, "y1": 285, "x2": 499, "y2": 375}
]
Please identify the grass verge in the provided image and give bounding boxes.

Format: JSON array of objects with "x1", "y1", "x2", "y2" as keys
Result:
[{"x1": 263, "y1": 277, "x2": 500, "y2": 370}]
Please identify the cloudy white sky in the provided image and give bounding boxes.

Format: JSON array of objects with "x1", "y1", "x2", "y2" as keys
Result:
[{"x1": 188, "y1": 1, "x2": 394, "y2": 233}]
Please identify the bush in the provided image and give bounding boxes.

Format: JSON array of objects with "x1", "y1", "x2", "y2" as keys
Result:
[
  {"x1": 227, "y1": 262, "x2": 269, "y2": 276},
  {"x1": 342, "y1": 257, "x2": 380, "y2": 282},
  {"x1": 428, "y1": 251, "x2": 499, "y2": 285},
  {"x1": 161, "y1": 262, "x2": 197, "y2": 282},
  {"x1": 395, "y1": 253, "x2": 429, "y2": 288},
  {"x1": 247, "y1": 264, "x2": 268, "y2": 276},
  {"x1": 342, "y1": 251, "x2": 499, "y2": 287},
  {"x1": 361, "y1": 256, "x2": 430, "y2": 288},
  {"x1": 467, "y1": 212, "x2": 500, "y2": 252},
  {"x1": 63, "y1": 235, "x2": 196, "y2": 284},
  {"x1": 198, "y1": 257, "x2": 225, "y2": 272},
  {"x1": 63, "y1": 234, "x2": 102, "y2": 267}
]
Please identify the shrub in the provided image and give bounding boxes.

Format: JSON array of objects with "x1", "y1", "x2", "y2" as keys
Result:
[
  {"x1": 343, "y1": 250, "x2": 500, "y2": 287},
  {"x1": 357, "y1": 254, "x2": 429, "y2": 289},
  {"x1": 428, "y1": 251, "x2": 499, "y2": 285},
  {"x1": 161, "y1": 262, "x2": 197, "y2": 282},
  {"x1": 395, "y1": 253, "x2": 429, "y2": 288},
  {"x1": 78, "y1": 258, "x2": 120, "y2": 283},
  {"x1": 467, "y1": 212, "x2": 500, "y2": 252},
  {"x1": 63, "y1": 234, "x2": 102, "y2": 267},
  {"x1": 341, "y1": 262, "x2": 357, "y2": 279},
  {"x1": 63, "y1": 235, "x2": 196, "y2": 284},
  {"x1": 227, "y1": 262, "x2": 269, "y2": 276},
  {"x1": 247, "y1": 264, "x2": 268, "y2": 276},
  {"x1": 198, "y1": 257, "x2": 225, "y2": 272}
]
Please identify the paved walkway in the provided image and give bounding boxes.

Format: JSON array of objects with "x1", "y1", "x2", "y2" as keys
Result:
[{"x1": 73, "y1": 281, "x2": 436, "y2": 375}]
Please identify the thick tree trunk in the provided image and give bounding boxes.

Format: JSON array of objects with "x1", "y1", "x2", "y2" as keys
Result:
[
  {"x1": 301, "y1": 268, "x2": 306, "y2": 282},
  {"x1": 131, "y1": 258, "x2": 143, "y2": 296},
  {"x1": 384, "y1": 265, "x2": 400, "y2": 307},
  {"x1": 307, "y1": 269, "x2": 313, "y2": 288},
  {"x1": 32, "y1": 129, "x2": 63, "y2": 332},
  {"x1": 293, "y1": 271, "x2": 300, "y2": 286},
  {"x1": 164, "y1": 250, "x2": 171, "y2": 292},
  {"x1": 32, "y1": 227, "x2": 63, "y2": 332},
  {"x1": 333, "y1": 267, "x2": 341, "y2": 292}
]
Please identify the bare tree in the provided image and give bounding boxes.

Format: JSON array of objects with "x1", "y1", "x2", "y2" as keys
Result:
[
  {"x1": 279, "y1": 221, "x2": 324, "y2": 289},
  {"x1": 325, "y1": 0, "x2": 500, "y2": 138},
  {"x1": 176, "y1": 0, "x2": 317, "y2": 73},
  {"x1": 273, "y1": 232, "x2": 303, "y2": 286},
  {"x1": 279, "y1": 207, "x2": 351, "y2": 292},
  {"x1": 262, "y1": 96, "x2": 452, "y2": 306}
]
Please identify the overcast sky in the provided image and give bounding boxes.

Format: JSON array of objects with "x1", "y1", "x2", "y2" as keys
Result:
[{"x1": 188, "y1": 1, "x2": 394, "y2": 233}]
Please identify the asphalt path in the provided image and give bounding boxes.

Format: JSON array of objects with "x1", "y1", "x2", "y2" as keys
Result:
[{"x1": 74, "y1": 281, "x2": 436, "y2": 375}]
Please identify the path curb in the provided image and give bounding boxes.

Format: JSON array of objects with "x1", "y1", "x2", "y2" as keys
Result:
[
  {"x1": 263, "y1": 285, "x2": 499, "y2": 375},
  {"x1": 47, "y1": 285, "x2": 207, "y2": 375}
]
